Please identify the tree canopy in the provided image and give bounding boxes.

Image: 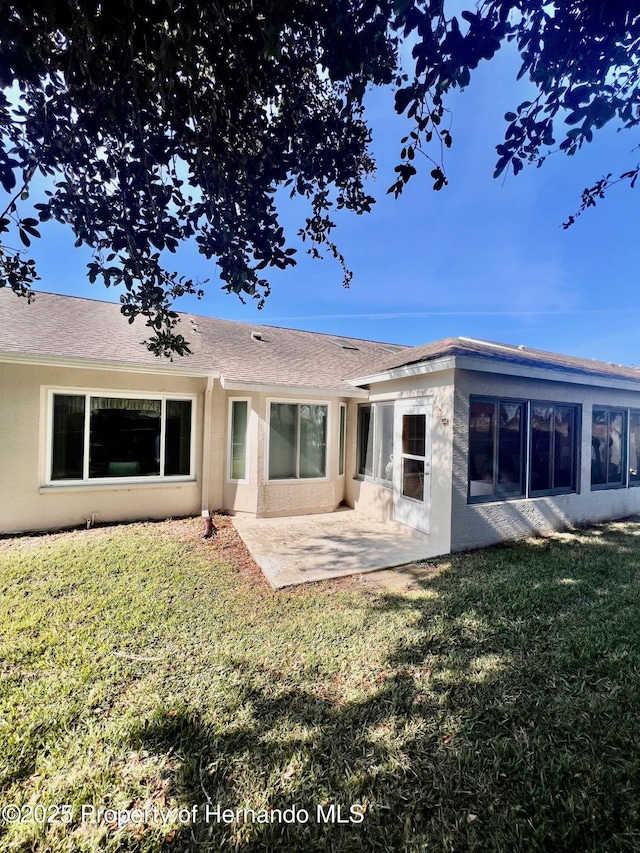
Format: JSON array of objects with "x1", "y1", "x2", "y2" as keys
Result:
[{"x1": 1, "y1": 1, "x2": 639, "y2": 354}]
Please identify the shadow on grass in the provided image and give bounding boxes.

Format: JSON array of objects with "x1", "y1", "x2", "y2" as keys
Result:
[{"x1": 124, "y1": 524, "x2": 640, "y2": 851}]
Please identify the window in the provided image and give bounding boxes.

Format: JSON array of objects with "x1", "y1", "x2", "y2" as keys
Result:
[
  {"x1": 357, "y1": 405, "x2": 373, "y2": 477},
  {"x1": 338, "y1": 404, "x2": 346, "y2": 477},
  {"x1": 268, "y1": 402, "x2": 327, "y2": 480},
  {"x1": 629, "y1": 411, "x2": 640, "y2": 487},
  {"x1": 468, "y1": 397, "x2": 579, "y2": 502},
  {"x1": 52, "y1": 394, "x2": 85, "y2": 480},
  {"x1": 401, "y1": 412, "x2": 427, "y2": 501},
  {"x1": 468, "y1": 399, "x2": 525, "y2": 500},
  {"x1": 50, "y1": 392, "x2": 193, "y2": 482},
  {"x1": 591, "y1": 408, "x2": 626, "y2": 489},
  {"x1": 529, "y1": 403, "x2": 578, "y2": 495},
  {"x1": 229, "y1": 399, "x2": 249, "y2": 481},
  {"x1": 357, "y1": 403, "x2": 393, "y2": 485}
]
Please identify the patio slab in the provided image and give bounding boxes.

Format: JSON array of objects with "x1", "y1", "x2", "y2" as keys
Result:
[{"x1": 232, "y1": 508, "x2": 435, "y2": 589}]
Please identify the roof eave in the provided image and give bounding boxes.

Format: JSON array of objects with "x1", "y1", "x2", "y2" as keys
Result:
[
  {"x1": 456, "y1": 354, "x2": 640, "y2": 391},
  {"x1": 348, "y1": 355, "x2": 457, "y2": 386},
  {"x1": 0, "y1": 351, "x2": 218, "y2": 378},
  {"x1": 220, "y1": 376, "x2": 369, "y2": 398},
  {"x1": 349, "y1": 352, "x2": 640, "y2": 392}
]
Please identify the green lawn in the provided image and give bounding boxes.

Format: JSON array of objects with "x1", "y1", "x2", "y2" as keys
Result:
[{"x1": 2, "y1": 516, "x2": 640, "y2": 852}]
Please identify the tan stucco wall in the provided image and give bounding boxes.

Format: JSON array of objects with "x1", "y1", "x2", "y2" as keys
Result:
[
  {"x1": 345, "y1": 371, "x2": 455, "y2": 559},
  {"x1": 1, "y1": 362, "x2": 359, "y2": 533},
  {"x1": 451, "y1": 369, "x2": 640, "y2": 551},
  {"x1": 0, "y1": 362, "x2": 209, "y2": 534}
]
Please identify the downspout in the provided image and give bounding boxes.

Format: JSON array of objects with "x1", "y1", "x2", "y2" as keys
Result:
[{"x1": 201, "y1": 374, "x2": 215, "y2": 538}]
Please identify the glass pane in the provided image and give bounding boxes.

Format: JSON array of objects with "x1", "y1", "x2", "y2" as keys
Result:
[
  {"x1": 630, "y1": 412, "x2": 640, "y2": 485},
  {"x1": 607, "y1": 411, "x2": 624, "y2": 485},
  {"x1": 497, "y1": 403, "x2": 523, "y2": 496},
  {"x1": 469, "y1": 401, "x2": 495, "y2": 497},
  {"x1": 299, "y1": 405, "x2": 327, "y2": 478},
  {"x1": 402, "y1": 414, "x2": 425, "y2": 457},
  {"x1": 89, "y1": 397, "x2": 161, "y2": 478},
  {"x1": 165, "y1": 400, "x2": 192, "y2": 476},
  {"x1": 530, "y1": 405, "x2": 552, "y2": 492},
  {"x1": 339, "y1": 405, "x2": 346, "y2": 476},
  {"x1": 357, "y1": 406, "x2": 373, "y2": 476},
  {"x1": 374, "y1": 404, "x2": 394, "y2": 482},
  {"x1": 554, "y1": 407, "x2": 574, "y2": 490},
  {"x1": 230, "y1": 400, "x2": 248, "y2": 480},
  {"x1": 269, "y1": 403, "x2": 297, "y2": 479},
  {"x1": 591, "y1": 410, "x2": 608, "y2": 486},
  {"x1": 52, "y1": 394, "x2": 85, "y2": 480},
  {"x1": 402, "y1": 458, "x2": 424, "y2": 501}
]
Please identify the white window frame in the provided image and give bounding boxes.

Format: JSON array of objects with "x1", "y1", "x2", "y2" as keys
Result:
[
  {"x1": 227, "y1": 397, "x2": 251, "y2": 484},
  {"x1": 356, "y1": 401, "x2": 394, "y2": 488},
  {"x1": 44, "y1": 387, "x2": 197, "y2": 485},
  {"x1": 265, "y1": 398, "x2": 331, "y2": 483},
  {"x1": 338, "y1": 403, "x2": 347, "y2": 479}
]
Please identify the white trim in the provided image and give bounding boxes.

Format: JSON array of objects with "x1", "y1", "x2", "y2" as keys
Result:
[
  {"x1": 44, "y1": 386, "x2": 197, "y2": 486},
  {"x1": 348, "y1": 356, "x2": 457, "y2": 386},
  {"x1": 227, "y1": 397, "x2": 251, "y2": 484},
  {"x1": 356, "y1": 401, "x2": 395, "y2": 488},
  {"x1": 265, "y1": 398, "x2": 331, "y2": 483},
  {"x1": 1, "y1": 352, "x2": 217, "y2": 378},
  {"x1": 349, "y1": 351, "x2": 640, "y2": 393}
]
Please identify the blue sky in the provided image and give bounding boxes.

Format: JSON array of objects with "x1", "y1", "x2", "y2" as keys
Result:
[{"x1": 22, "y1": 39, "x2": 640, "y2": 365}]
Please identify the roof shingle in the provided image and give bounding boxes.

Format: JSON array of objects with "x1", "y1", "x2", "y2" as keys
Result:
[
  {"x1": 0, "y1": 290, "x2": 406, "y2": 390},
  {"x1": 348, "y1": 335, "x2": 640, "y2": 385},
  {"x1": 3, "y1": 291, "x2": 640, "y2": 389}
]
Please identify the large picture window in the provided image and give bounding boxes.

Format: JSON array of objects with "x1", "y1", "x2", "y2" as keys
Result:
[
  {"x1": 50, "y1": 392, "x2": 193, "y2": 482},
  {"x1": 268, "y1": 402, "x2": 327, "y2": 480},
  {"x1": 468, "y1": 397, "x2": 579, "y2": 502},
  {"x1": 591, "y1": 408, "x2": 626, "y2": 489},
  {"x1": 357, "y1": 403, "x2": 394, "y2": 486}
]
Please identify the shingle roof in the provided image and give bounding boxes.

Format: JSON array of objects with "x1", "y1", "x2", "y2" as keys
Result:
[
  {"x1": 4, "y1": 291, "x2": 640, "y2": 390},
  {"x1": 348, "y1": 335, "x2": 640, "y2": 385},
  {"x1": 0, "y1": 290, "x2": 406, "y2": 390}
]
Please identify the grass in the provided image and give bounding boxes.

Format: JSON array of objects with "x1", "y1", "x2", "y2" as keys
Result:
[{"x1": 2, "y1": 516, "x2": 640, "y2": 851}]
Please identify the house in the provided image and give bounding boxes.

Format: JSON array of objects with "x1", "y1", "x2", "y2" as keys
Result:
[{"x1": 2, "y1": 289, "x2": 640, "y2": 558}]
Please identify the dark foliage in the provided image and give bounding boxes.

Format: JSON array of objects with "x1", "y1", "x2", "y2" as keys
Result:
[{"x1": 1, "y1": 1, "x2": 638, "y2": 354}]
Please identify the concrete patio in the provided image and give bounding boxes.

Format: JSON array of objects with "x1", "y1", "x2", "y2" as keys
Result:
[{"x1": 232, "y1": 508, "x2": 436, "y2": 589}]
